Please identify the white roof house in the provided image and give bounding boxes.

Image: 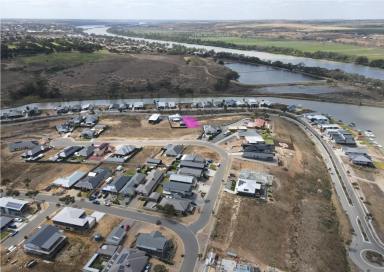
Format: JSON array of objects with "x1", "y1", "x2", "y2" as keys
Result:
[
  {"x1": 53, "y1": 171, "x2": 87, "y2": 188},
  {"x1": 168, "y1": 114, "x2": 182, "y2": 122},
  {"x1": 148, "y1": 114, "x2": 161, "y2": 122},
  {"x1": 236, "y1": 179, "x2": 261, "y2": 195},
  {"x1": 244, "y1": 135, "x2": 265, "y2": 144},
  {"x1": 52, "y1": 207, "x2": 96, "y2": 228},
  {"x1": 0, "y1": 197, "x2": 29, "y2": 212}
]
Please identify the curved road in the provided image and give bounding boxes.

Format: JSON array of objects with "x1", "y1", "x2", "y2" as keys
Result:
[{"x1": 6, "y1": 110, "x2": 384, "y2": 272}]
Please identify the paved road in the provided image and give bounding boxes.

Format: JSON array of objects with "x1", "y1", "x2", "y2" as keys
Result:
[
  {"x1": 282, "y1": 115, "x2": 384, "y2": 271},
  {"x1": 2, "y1": 203, "x2": 58, "y2": 249},
  {"x1": 6, "y1": 111, "x2": 384, "y2": 271}
]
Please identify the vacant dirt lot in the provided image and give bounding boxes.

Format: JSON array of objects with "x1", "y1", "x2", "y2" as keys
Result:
[
  {"x1": 210, "y1": 116, "x2": 349, "y2": 271},
  {"x1": 99, "y1": 115, "x2": 201, "y2": 140},
  {"x1": 359, "y1": 181, "x2": 384, "y2": 242}
]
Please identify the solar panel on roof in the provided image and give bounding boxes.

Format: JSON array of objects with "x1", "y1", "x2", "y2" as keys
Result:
[{"x1": 6, "y1": 202, "x2": 24, "y2": 210}]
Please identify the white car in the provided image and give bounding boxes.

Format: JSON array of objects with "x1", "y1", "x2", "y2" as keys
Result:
[{"x1": 14, "y1": 218, "x2": 23, "y2": 223}]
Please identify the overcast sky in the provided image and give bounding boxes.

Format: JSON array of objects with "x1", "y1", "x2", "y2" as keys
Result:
[{"x1": 2, "y1": 0, "x2": 384, "y2": 20}]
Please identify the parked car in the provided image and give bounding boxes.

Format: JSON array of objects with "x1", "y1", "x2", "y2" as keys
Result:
[
  {"x1": 10, "y1": 231, "x2": 18, "y2": 237},
  {"x1": 14, "y1": 218, "x2": 23, "y2": 223},
  {"x1": 92, "y1": 200, "x2": 100, "y2": 205},
  {"x1": 25, "y1": 260, "x2": 37, "y2": 269}
]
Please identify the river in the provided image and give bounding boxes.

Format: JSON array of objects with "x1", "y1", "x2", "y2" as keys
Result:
[{"x1": 83, "y1": 26, "x2": 384, "y2": 81}]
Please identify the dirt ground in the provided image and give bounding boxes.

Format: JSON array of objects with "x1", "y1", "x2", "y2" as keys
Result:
[
  {"x1": 0, "y1": 214, "x2": 121, "y2": 272},
  {"x1": 2, "y1": 53, "x2": 239, "y2": 107},
  {"x1": 359, "y1": 181, "x2": 384, "y2": 242},
  {"x1": 98, "y1": 115, "x2": 201, "y2": 140},
  {"x1": 1, "y1": 152, "x2": 94, "y2": 190},
  {"x1": 210, "y1": 116, "x2": 350, "y2": 272},
  {"x1": 183, "y1": 145, "x2": 220, "y2": 161}
]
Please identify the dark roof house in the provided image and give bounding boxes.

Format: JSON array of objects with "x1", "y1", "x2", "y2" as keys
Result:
[
  {"x1": 23, "y1": 224, "x2": 67, "y2": 259},
  {"x1": 136, "y1": 231, "x2": 172, "y2": 259},
  {"x1": 75, "y1": 168, "x2": 111, "y2": 190}
]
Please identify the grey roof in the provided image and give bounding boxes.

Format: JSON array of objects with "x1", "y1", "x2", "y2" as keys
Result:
[
  {"x1": 203, "y1": 125, "x2": 221, "y2": 135},
  {"x1": 135, "y1": 170, "x2": 163, "y2": 196},
  {"x1": 97, "y1": 244, "x2": 119, "y2": 257},
  {"x1": 146, "y1": 158, "x2": 162, "y2": 165},
  {"x1": 22, "y1": 145, "x2": 45, "y2": 158},
  {"x1": 163, "y1": 182, "x2": 193, "y2": 196},
  {"x1": 0, "y1": 216, "x2": 13, "y2": 229},
  {"x1": 350, "y1": 154, "x2": 373, "y2": 164},
  {"x1": 159, "y1": 198, "x2": 191, "y2": 212},
  {"x1": 243, "y1": 152, "x2": 274, "y2": 160},
  {"x1": 105, "y1": 223, "x2": 127, "y2": 246},
  {"x1": 9, "y1": 140, "x2": 39, "y2": 152},
  {"x1": 177, "y1": 167, "x2": 203, "y2": 177},
  {"x1": 181, "y1": 153, "x2": 206, "y2": 163},
  {"x1": 179, "y1": 161, "x2": 205, "y2": 169},
  {"x1": 243, "y1": 143, "x2": 275, "y2": 153},
  {"x1": 75, "y1": 168, "x2": 111, "y2": 190},
  {"x1": 78, "y1": 145, "x2": 95, "y2": 157},
  {"x1": 81, "y1": 128, "x2": 95, "y2": 138},
  {"x1": 103, "y1": 248, "x2": 148, "y2": 272},
  {"x1": 148, "y1": 192, "x2": 161, "y2": 202},
  {"x1": 119, "y1": 173, "x2": 146, "y2": 196},
  {"x1": 343, "y1": 147, "x2": 368, "y2": 156},
  {"x1": 136, "y1": 231, "x2": 169, "y2": 252},
  {"x1": 165, "y1": 144, "x2": 183, "y2": 156},
  {"x1": 84, "y1": 115, "x2": 98, "y2": 125},
  {"x1": 59, "y1": 146, "x2": 83, "y2": 158},
  {"x1": 53, "y1": 171, "x2": 87, "y2": 188},
  {"x1": 115, "y1": 145, "x2": 137, "y2": 156},
  {"x1": 24, "y1": 224, "x2": 66, "y2": 253},
  {"x1": 103, "y1": 175, "x2": 130, "y2": 193},
  {"x1": 169, "y1": 174, "x2": 195, "y2": 184}
]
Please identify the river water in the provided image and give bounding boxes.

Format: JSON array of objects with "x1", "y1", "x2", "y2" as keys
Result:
[
  {"x1": 83, "y1": 26, "x2": 384, "y2": 81},
  {"x1": 224, "y1": 62, "x2": 316, "y2": 85}
]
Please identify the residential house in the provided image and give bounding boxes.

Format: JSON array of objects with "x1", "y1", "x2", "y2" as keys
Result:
[
  {"x1": 52, "y1": 207, "x2": 96, "y2": 232},
  {"x1": 148, "y1": 192, "x2": 161, "y2": 202},
  {"x1": 58, "y1": 146, "x2": 83, "y2": 159},
  {"x1": 168, "y1": 114, "x2": 182, "y2": 122},
  {"x1": 21, "y1": 145, "x2": 48, "y2": 160},
  {"x1": 242, "y1": 152, "x2": 274, "y2": 161},
  {"x1": 0, "y1": 197, "x2": 29, "y2": 216},
  {"x1": 146, "y1": 158, "x2": 162, "y2": 168},
  {"x1": 242, "y1": 143, "x2": 275, "y2": 153},
  {"x1": 83, "y1": 115, "x2": 98, "y2": 127},
  {"x1": 350, "y1": 155, "x2": 374, "y2": 167},
  {"x1": 148, "y1": 114, "x2": 161, "y2": 124},
  {"x1": 9, "y1": 140, "x2": 39, "y2": 152},
  {"x1": 105, "y1": 221, "x2": 128, "y2": 246},
  {"x1": 203, "y1": 125, "x2": 221, "y2": 137},
  {"x1": 179, "y1": 161, "x2": 205, "y2": 170},
  {"x1": 156, "y1": 101, "x2": 167, "y2": 109},
  {"x1": 306, "y1": 114, "x2": 329, "y2": 124},
  {"x1": 77, "y1": 145, "x2": 96, "y2": 158},
  {"x1": 53, "y1": 171, "x2": 87, "y2": 188},
  {"x1": 181, "y1": 154, "x2": 206, "y2": 163},
  {"x1": 75, "y1": 168, "x2": 111, "y2": 191},
  {"x1": 71, "y1": 104, "x2": 82, "y2": 112},
  {"x1": 81, "y1": 128, "x2": 95, "y2": 139},
  {"x1": 168, "y1": 101, "x2": 176, "y2": 109},
  {"x1": 163, "y1": 182, "x2": 193, "y2": 198},
  {"x1": 164, "y1": 144, "x2": 184, "y2": 157},
  {"x1": 56, "y1": 123, "x2": 73, "y2": 134},
  {"x1": 135, "y1": 170, "x2": 163, "y2": 196},
  {"x1": 169, "y1": 174, "x2": 196, "y2": 185},
  {"x1": 136, "y1": 231, "x2": 172, "y2": 259},
  {"x1": 119, "y1": 173, "x2": 146, "y2": 197},
  {"x1": 115, "y1": 145, "x2": 137, "y2": 157},
  {"x1": 158, "y1": 198, "x2": 192, "y2": 215},
  {"x1": 177, "y1": 167, "x2": 204, "y2": 178},
  {"x1": 24, "y1": 224, "x2": 67, "y2": 259},
  {"x1": 94, "y1": 143, "x2": 110, "y2": 157},
  {"x1": 103, "y1": 176, "x2": 130, "y2": 194},
  {"x1": 102, "y1": 248, "x2": 148, "y2": 272},
  {"x1": 133, "y1": 102, "x2": 144, "y2": 110}
]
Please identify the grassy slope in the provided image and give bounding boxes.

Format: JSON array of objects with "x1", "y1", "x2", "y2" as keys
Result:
[
  {"x1": 201, "y1": 36, "x2": 384, "y2": 60},
  {"x1": 17, "y1": 50, "x2": 110, "y2": 65}
]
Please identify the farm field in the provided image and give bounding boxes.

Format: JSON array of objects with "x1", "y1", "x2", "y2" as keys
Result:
[{"x1": 200, "y1": 36, "x2": 384, "y2": 60}]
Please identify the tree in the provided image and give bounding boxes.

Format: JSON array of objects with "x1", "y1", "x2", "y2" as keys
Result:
[
  {"x1": 355, "y1": 56, "x2": 369, "y2": 65},
  {"x1": 153, "y1": 264, "x2": 168, "y2": 272},
  {"x1": 161, "y1": 204, "x2": 176, "y2": 217}
]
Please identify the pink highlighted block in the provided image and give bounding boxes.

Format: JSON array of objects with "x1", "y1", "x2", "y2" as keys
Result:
[{"x1": 183, "y1": 116, "x2": 200, "y2": 128}]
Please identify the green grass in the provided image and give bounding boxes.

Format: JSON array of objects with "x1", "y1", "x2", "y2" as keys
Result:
[
  {"x1": 373, "y1": 161, "x2": 384, "y2": 170},
  {"x1": 261, "y1": 130, "x2": 274, "y2": 145},
  {"x1": 18, "y1": 50, "x2": 110, "y2": 66},
  {"x1": 0, "y1": 230, "x2": 11, "y2": 240},
  {"x1": 200, "y1": 36, "x2": 384, "y2": 60}
]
